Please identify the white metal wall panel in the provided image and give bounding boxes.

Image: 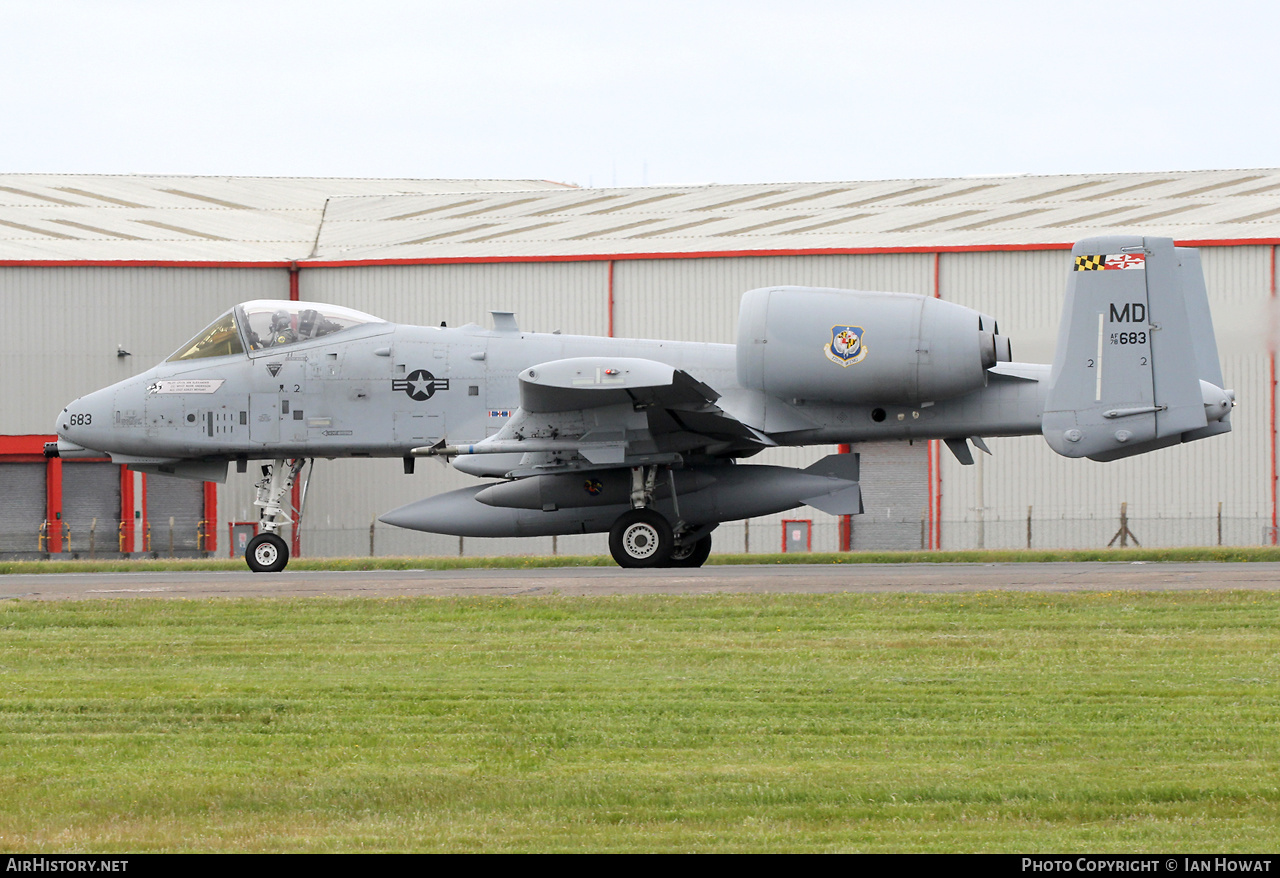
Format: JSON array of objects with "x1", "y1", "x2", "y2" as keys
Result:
[
  {"x1": 298, "y1": 262, "x2": 610, "y2": 338},
  {"x1": 287, "y1": 457, "x2": 483, "y2": 558},
  {"x1": 938, "y1": 249, "x2": 1069, "y2": 358},
  {"x1": 613, "y1": 253, "x2": 935, "y2": 343},
  {"x1": 1, "y1": 266, "x2": 289, "y2": 433},
  {"x1": 0, "y1": 463, "x2": 46, "y2": 553}
]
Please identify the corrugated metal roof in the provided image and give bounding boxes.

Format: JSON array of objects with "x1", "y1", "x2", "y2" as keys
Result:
[
  {"x1": 311, "y1": 170, "x2": 1280, "y2": 261},
  {"x1": 4, "y1": 170, "x2": 1280, "y2": 263},
  {"x1": 0, "y1": 174, "x2": 574, "y2": 262}
]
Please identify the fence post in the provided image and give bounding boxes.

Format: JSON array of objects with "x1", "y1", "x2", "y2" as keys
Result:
[
  {"x1": 1027, "y1": 505, "x2": 1032, "y2": 550},
  {"x1": 1107, "y1": 502, "x2": 1140, "y2": 548},
  {"x1": 370, "y1": 518, "x2": 376, "y2": 557},
  {"x1": 90, "y1": 517, "x2": 97, "y2": 559},
  {"x1": 168, "y1": 516, "x2": 175, "y2": 558},
  {"x1": 744, "y1": 519, "x2": 750, "y2": 554},
  {"x1": 1217, "y1": 501, "x2": 1223, "y2": 547}
]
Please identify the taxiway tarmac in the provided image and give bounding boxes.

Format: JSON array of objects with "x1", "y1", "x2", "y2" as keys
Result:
[{"x1": 1, "y1": 562, "x2": 1278, "y2": 601}]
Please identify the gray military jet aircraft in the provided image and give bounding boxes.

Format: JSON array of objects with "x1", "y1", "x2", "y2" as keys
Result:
[{"x1": 48, "y1": 235, "x2": 1234, "y2": 571}]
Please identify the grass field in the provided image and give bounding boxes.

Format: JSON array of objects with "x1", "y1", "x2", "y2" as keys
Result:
[{"x1": 2, "y1": 591, "x2": 1279, "y2": 852}]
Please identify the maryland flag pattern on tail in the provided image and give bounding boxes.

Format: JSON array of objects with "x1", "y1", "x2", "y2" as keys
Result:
[{"x1": 1074, "y1": 253, "x2": 1146, "y2": 271}]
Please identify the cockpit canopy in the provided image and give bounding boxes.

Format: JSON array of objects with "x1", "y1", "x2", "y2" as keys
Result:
[{"x1": 167, "y1": 300, "x2": 385, "y2": 362}]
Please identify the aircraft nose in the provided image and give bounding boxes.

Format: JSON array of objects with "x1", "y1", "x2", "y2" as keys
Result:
[{"x1": 55, "y1": 386, "x2": 115, "y2": 452}]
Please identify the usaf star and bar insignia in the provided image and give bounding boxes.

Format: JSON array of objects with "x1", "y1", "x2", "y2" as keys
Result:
[
  {"x1": 1074, "y1": 253, "x2": 1146, "y2": 271},
  {"x1": 392, "y1": 369, "x2": 450, "y2": 401},
  {"x1": 824, "y1": 325, "x2": 868, "y2": 367}
]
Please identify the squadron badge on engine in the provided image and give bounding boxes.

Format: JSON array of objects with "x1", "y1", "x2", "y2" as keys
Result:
[{"x1": 824, "y1": 325, "x2": 867, "y2": 367}]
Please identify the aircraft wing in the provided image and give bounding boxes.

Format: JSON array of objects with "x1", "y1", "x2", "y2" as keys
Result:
[{"x1": 423, "y1": 357, "x2": 773, "y2": 474}]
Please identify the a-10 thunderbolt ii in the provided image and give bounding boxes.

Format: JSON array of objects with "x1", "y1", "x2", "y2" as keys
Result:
[{"x1": 48, "y1": 235, "x2": 1234, "y2": 571}]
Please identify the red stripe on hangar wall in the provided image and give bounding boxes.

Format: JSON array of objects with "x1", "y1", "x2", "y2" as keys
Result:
[
  {"x1": 3, "y1": 237, "x2": 1279, "y2": 270},
  {"x1": 0, "y1": 435, "x2": 55, "y2": 457}
]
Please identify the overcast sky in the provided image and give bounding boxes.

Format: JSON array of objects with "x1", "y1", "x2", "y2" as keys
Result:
[{"x1": 4, "y1": 0, "x2": 1278, "y2": 187}]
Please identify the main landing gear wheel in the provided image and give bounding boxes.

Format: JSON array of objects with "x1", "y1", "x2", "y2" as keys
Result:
[
  {"x1": 668, "y1": 533, "x2": 712, "y2": 568},
  {"x1": 609, "y1": 509, "x2": 673, "y2": 568},
  {"x1": 245, "y1": 533, "x2": 289, "y2": 573}
]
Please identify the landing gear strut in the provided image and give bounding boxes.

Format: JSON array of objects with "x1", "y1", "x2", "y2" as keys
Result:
[{"x1": 245, "y1": 458, "x2": 310, "y2": 573}]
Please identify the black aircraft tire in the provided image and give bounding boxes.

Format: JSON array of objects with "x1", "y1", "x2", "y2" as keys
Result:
[
  {"x1": 668, "y1": 533, "x2": 712, "y2": 568},
  {"x1": 609, "y1": 509, "x2": 674, "y2": 568},
  {"x1": 245, "y1": 533, "x2": 290, "y2": 573}
]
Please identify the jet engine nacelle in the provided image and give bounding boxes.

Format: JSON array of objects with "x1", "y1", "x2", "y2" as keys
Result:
[{"x1": 736, "y1": 286, "x2": 1009, "y2": 405}]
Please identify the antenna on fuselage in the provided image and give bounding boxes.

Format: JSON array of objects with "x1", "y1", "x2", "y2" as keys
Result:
[{"x1": 490, "y1": 311, "x2": 519, "y2": 333}]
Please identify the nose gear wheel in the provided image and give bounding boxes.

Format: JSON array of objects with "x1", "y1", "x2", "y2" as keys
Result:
[{"x1": 245, "y1": 532, "x2": 289, "y2": 573}]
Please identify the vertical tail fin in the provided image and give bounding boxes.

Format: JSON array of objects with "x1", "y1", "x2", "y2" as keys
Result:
[{"x1": 1042, "y1": 236, "x2": 1233, "y2": 462}]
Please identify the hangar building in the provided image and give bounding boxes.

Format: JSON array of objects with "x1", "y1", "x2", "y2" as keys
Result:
[{"x1": 2, "y1": 170, "x2": 1275, "y2": 558}]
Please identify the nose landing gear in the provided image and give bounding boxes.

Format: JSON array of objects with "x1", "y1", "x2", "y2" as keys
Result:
[{"x1": 244, "y1": 458, "x2": 311, "y2": 573}]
